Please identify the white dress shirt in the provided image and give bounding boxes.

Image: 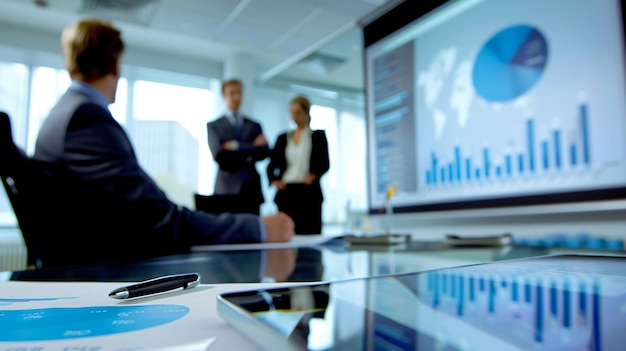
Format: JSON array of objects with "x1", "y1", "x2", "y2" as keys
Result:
[{"x1": 282, "y1": 127, "x2": 312, "y2": 184}]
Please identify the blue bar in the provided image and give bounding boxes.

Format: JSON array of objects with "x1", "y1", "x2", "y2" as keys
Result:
[
  {"x1": 480, "y1": 277, "x2": 485, "y2": 292},
  {"x1": 496, "y1": 166, "x2": 502, "y2": 177},
  {"x1": 527, "y1": 119, "x2": 535, "y2": 172},
  {"x1": 433, "y1": 274, "x2": 440, "y2": 308},
  {"x1": 443, "y1": 274, "x2": 447, "y2": 294},
  {"x1": 448, "y1": 164, "x2": 453, "y2": 183},
  {"x1": 455, "y1": 147, "x2": 461, "y2": 182},
  {"x1": 512, "y1": 280, "x2": 519, "y2": 302},
  {"x1": 525, "y1": 281, "x2": 532, "y2": 303},
  {"x1": 592, "y1": 281, "x2": 601, "y2": 351},
  {"x1": 451, "y1": 274, "x2": 456, "y2": 298},
  {"x1": 554, "y1": 131, "x2": 561, "y2": 169},
  {"x1": 535, "y1": 284, "x2": 544, "y2": 342},
  {"x1": 469, "y1": 276, "x2": 475, "y2": 301},
  {"x1": 563, "y1": 281, "x2": 571, "y2": 328},
  {"x1": 466, "y1": 158, "x2": 471, "y2": 180},
  {"x1": 488, "y1": 279, "x2": 496, "y2": 313},
  {"x1": 580, "y1": 104, "x2": 590, "y2": 165},
  {"x1": 542, "y1": 141, "x2": 549, "y2": 170},
  {"x1": 432, "y1": 153, "x2": 438, "y2": 184},
  {"x1": 518, "y1": 154, "x2": 524, "y2": 173},
  {"x1": 441, "y1": 167, "x2": 446, "y2": 184},
  {"x1": 483, "y1": 148, "x2": 490, "y2": 178},
  {"x1": 458, "y1": 276, "x2": 464, "y2": 316},
  {"x1": 506, "y1": 154, "x2": 512, "y2": 176},
  {"x1": 475, "y1": 169, "x2": 480, "y2": 179},
  {"x1": 579, "y1": 282, "x2": 587, "y2": 318},
  {"x1": 550, "y1": 282, "x2": 557, "y2": 316},
  {"x1": 570, "y1": 144, "x2": 577, "y2": 166},
  {"x1": 428, "y1": 273, "x2": 435, "y2": 291},
  {"x1": 426, "y1": 171, "x2": 431, "y2": 185}
]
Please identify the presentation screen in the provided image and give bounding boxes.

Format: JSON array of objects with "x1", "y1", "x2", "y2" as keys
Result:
[{"x1": 364, "y1": 0, "x2": 626, "y2": 214}]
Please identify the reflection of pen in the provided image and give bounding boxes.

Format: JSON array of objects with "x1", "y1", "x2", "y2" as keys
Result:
[{"x1": 108, "y1": 273, "x2": 201, "y2": 299}]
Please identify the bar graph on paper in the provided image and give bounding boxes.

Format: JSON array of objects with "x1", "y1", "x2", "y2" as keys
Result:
[{"x1": 424, "y1": 100, "x2": 606, "y2": 190}]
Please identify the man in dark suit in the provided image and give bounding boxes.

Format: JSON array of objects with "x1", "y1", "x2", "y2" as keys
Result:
[
  {"x1": 207, "y1": 79, "x2": 269, "y2": 215},
  {"x1": 32, "y1": 19, "x2": 294, "y2": 267}
]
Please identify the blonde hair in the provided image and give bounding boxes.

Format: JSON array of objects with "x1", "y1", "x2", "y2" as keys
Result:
[
  {"x1": 291, "y1": 95, "x2": 311, "y2": 114},
  {"x1": 62, "y1": 19, "x2": 124, "y2": 81},
  {"x1": 221, "y1": 78, "x2": 243, "y2": 94}
]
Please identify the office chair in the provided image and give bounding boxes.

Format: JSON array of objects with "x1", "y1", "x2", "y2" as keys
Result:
[{"x1": 0, "y1": 111, "x2": 45, "y2": 268}]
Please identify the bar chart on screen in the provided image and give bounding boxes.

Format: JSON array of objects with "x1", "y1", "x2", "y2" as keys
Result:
[
  {"x1": 417, "y1": 265, "x2": 626, "y2": 350},
  {"x1": 425, "y1": 99, "x2": 597, "y2": 188}
]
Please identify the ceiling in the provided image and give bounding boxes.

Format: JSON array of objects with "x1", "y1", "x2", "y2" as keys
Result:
[{"x1": 0, "y1": 0, "x2": 399, "y2": 90}]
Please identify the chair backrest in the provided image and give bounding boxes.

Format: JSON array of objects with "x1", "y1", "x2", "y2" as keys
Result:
[{"x1": 0, "y1": 111, "x2": 41, "y2": 267}]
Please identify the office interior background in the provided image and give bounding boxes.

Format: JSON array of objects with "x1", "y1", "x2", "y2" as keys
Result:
[{"x1": 2, "y1": 0, "x2": 626, "y2": 271}]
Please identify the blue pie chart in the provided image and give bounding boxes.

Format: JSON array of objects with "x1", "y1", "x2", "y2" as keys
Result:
[
  {"x1": 0, "y1": 305, "x2": 189, "y2": 341},
  {"x1": 472, "y1": 25, "x2": 548, "y2": 102}
]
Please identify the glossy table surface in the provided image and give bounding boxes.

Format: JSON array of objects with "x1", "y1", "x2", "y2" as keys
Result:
[{"x1": 6, "y1": 240, "x2": 623, "y2": 284}]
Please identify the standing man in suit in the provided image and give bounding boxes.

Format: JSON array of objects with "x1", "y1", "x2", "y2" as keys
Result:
[
  {"x1": 207, "y1": 79, "x2": 269, "y2": 215},
  {"x1": 32, "y1": 19, "x2": 294, "y2": 267}
]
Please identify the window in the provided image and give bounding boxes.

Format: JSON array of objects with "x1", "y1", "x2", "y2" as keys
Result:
[
  {"x1": 131, "y1": 80, "x2": 214, "y2": 208},
  {"x1": 27, "y1": 67, "x2": 70, "y2": 155},
  {"x1": 310, "y1": 105, "x2": 340, "y2": 222}
]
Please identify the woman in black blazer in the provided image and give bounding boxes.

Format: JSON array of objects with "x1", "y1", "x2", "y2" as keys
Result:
[{"x1": 267, "y1": 96, "x2": 330, "y2": 234}]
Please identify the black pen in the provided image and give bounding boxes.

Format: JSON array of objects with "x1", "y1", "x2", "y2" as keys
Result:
[{"x1": 108, "y1": 273, "x2": 201, "y2": 299}]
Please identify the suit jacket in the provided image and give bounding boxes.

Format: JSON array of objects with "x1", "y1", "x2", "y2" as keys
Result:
[
  {"x1": 206, "y1": 115, "x2": 270, "y2": 205},
  {"x1": 33, "y1": 88, "x2": 262, "y2": 267},
  {"x1": 267, "y1": 129, "x2": 330, "y2": 198}
]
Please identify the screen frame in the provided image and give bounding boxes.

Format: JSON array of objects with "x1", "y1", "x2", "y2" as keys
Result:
[{"x1": 361, "y1": 0, "x2": 626, "y2": 216}]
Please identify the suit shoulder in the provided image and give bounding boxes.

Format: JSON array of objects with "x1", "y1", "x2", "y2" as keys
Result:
[
  {"x1": 312, "y1": 129, "x2": 327, "y2": 138},
  {"x1": 207, "y1": 116, "x2": 226, "y2": 127}
]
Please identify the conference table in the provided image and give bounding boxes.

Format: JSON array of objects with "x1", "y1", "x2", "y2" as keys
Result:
[
  {"x1": 3, "y1": 238, "x2": 625, "y2": 351},
  {"x1": 5, "y1": 238, "x2": 619, "y2": 284}
]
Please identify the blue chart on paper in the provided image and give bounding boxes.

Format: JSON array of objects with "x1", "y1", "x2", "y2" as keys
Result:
[
  {"x1": 0, "y1": 304, "x2": 189, "y2": 341},
  {"x1": 473, "y1": 25, "x2": 548, "y2": 102}
]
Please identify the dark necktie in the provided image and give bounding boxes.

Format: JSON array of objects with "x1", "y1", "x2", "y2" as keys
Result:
[{"x1": 232, "y1": 113, "x2": 243, "y2": 141}]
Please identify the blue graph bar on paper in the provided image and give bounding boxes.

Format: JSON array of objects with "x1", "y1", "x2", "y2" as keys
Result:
[
  {"x1": 496, "y1": 166, "x2": 502, "y2": 177},
  {"x1": 570, "y1": 145, "x2": 577, "y2": 166},
  {"x1": 448, "y1": 164, "x2": 453, "y2": 184},
  {"x1": 525, "y1": 281, "x2": 531, "y2": 303},
  {"x1": 542, "y1": 141, "x2": 549, "y2": 170},
  {"x1": 512, "y1": 280, "x2": 518, "y2": 302},
  {"x1": 527, "y1": 119, "x2": 535, "y2": 172},
  {"x1": 455, "y1": 147, "x2": 461, "y2": 182},
  {"x1": 506, "y1": 155, "x2": 512, "y2": 176},
  {"x1": 480, "y1": 277, "x2": 485, "y2": 292},
  {"x1": 554, "y1": 130, "x2": 561, "y2": 169},
  {"x1": 443, "y1": 274, "x2": 447, "y2": 294},
  {"x1": 432, "y1": 153, "x2": 438, "y2": 185},
  {"x1": 580, "y1": 104, "x2": 590, "y2": 165},
  {"x1": 483, "y1": 149, "x2": 490, "y2": 178},
  {"x1": 466, "y1": 158, "x2": 471, "y2": 180},
  {"x1": 469, "y1": 276, "x2": 475, "y2": 301},
  {"x1": 563, "y1": 281, "x2": 571, "y2": 328},
  {"x1": 535, "y1": 284, "x2": 544, "y2": 342},
  {"x1": 441, "y1": 167, "x2": 446, "y2": 184},
  {"x1": 475, "y1": 169, "x2": 480, "y2": 179},
  {"x1": 518, "y1": 154, "x2": 524, "y2": 173}
]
